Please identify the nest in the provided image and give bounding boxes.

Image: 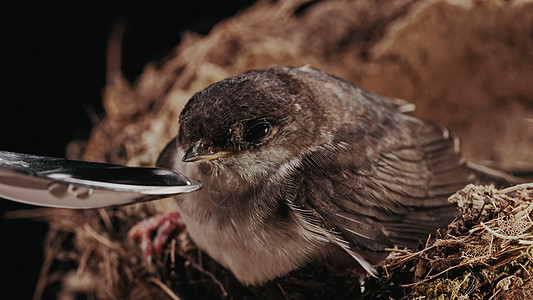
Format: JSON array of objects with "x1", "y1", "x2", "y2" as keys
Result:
[
  {"x1": 13, "y1": 0, "x2": 533, "y2": 298},
  {"x1": 17, "y1": 183, "x2": 533, "y2": 299},
  {"x1": 381, "y1": 183, "x2": 533, "y2": 299}
]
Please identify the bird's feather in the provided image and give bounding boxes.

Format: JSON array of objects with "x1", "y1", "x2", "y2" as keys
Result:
[
  {"x1": 288, "y1": 74, "x2": 475, "y2": 264},
  {"x1": 156, "y1": 66, "x2": 485, "y2": 284}
]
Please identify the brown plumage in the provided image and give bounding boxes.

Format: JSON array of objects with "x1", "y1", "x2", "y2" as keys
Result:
[{"x1": 156, "y1": 66, "x2": 476, "y2": 285}]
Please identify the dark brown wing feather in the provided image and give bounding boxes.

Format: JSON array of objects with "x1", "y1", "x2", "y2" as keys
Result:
[{"x1": 294, "y1": 81, "x2": 475, "y2": 263}]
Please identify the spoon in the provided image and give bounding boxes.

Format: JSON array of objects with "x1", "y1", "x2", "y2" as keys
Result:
[{"x1": 0, "y1": 150, "x2": 201, "y2": 209}]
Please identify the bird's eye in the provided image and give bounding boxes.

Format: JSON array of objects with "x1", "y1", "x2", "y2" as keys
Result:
[{"x1": 244, "y1": 121, "x2": 271, "y2": 144}]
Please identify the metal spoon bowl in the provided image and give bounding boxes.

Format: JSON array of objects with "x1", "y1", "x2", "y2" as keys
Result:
[{"x1": 0, "y1": 150, "x2": 201, "y2": 209}]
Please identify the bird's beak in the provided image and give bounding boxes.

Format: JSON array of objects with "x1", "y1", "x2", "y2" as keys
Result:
[{"x1": 182, "y1": 141, "x2": 232, "y2": 162}]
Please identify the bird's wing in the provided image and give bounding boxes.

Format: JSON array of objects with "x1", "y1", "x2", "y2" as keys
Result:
[
  {"x1": 298, "y1": 113, "x2": 475, "y2": 266},
  {"x1": 363, "y1": 117, "x2": 474, "y2": 247}
]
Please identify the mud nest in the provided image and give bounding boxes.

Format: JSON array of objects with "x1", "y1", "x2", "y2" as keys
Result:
[{"x1": 13, "y1": 0, "x2": 533, "y2": 299}]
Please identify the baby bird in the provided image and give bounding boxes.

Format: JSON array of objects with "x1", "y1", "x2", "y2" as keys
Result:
[{"x1": 131, "y1": 66, "x2": 476, "y2": 285}]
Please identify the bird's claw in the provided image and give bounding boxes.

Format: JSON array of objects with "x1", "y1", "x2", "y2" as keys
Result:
[{"x1": 128, "y1": 211, "x2": 185, "y2": 264}]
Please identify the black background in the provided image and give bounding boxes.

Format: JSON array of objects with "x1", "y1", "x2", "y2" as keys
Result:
[{"x1": 0, "y1": 1, "x2": 254, "y2": 298}]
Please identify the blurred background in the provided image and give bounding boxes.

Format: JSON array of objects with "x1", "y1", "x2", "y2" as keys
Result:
[{"x1": 0, "y1": 1, "x2": 253, "y2": 298}]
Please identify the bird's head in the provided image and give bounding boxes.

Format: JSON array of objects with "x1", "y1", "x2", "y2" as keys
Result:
[{"x1": 176, "y1": 66, "x2": 335, "y2": 184}]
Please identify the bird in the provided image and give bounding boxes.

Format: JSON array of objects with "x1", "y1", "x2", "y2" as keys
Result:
[{"x1": 130, "y1": 65, "x2": 478, "y2": 286}]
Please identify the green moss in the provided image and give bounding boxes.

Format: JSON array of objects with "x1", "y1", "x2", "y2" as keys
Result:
[{"x1": 412, "y1": 271, "x2": 479, "y2": 299}]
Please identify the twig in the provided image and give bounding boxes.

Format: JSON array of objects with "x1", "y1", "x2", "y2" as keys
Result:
[
  {"x1": 182, "y1": 253, "x2": 228, "y2": 297},
  {"x1": 4, "y1": 207, "x2": 69, "y2": 220},
  {"x1": 480, "y1": 222, "x2": 531, "y2": 240},
  {"x1": 499, "y1": 183, "x2": 533, "y2": 195},
  {"x1": 518, "y1": 263, "x2": 531, "y2": 277},
  {"x1": 83, "y1": 223, "x2": 124, "y2": 252},
  {"x1": 97, "y1": 208, "x2": 114, "y2": 231},
  {"x1": 384, "y1": 245, "x2": 437, "y2": 268},
  {"x1": 278, "y1": 283, "x2": 289, "y2": 300},
  {"x1": 77, "y1": 243, "x2": 96, "y2": 278},
  {"x1": 106, "y1": 21, "x2": 126, "y2": 85},
  {"x1": 147, "y1": 277, "x2": 182, "y2": 300},
  {"x1": 171, "y1": 238, "x2": 176, "y2": 268},
  {"x1": 488, "y1": 287, "x2": 502, "y2": 300},
  {"x1": 401, "y1": 263, "x2": 466, "y2": 288},
  {"x1": 385, "y1": 247, "x2": 412, "y2": 254},
  {"x1": 32, "y1": 231, "x2": 68, "y2": 300}
]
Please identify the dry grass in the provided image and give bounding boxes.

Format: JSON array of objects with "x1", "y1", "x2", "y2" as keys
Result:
[{"x1": 381, "y1": 183, "x2": 533, "y2": 299}]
